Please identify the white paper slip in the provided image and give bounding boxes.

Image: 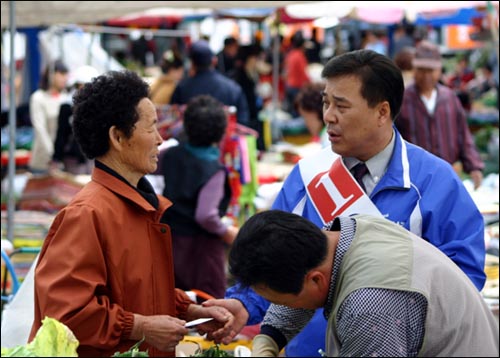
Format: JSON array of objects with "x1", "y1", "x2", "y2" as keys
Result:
[{"x1": 184, "y1": 317, "x2": 214, "y2": 328}]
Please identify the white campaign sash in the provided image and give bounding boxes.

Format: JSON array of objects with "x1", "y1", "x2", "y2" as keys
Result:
[{"x1": 298, "y1": 148, "x2": 382, "y2": 225}]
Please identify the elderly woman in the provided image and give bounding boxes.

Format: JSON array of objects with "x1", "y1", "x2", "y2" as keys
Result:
[{"x1": 29, "y1": 70, "x2": 234, "y2": 357}]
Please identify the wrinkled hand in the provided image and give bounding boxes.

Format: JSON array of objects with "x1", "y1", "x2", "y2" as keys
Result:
[
  {"x1": 186, "y1": 304, "x2": 235, "y2": 345},
  {"x1": 470, "y1": 170, "x2": 483, "y2": 190},
  {"x1": 202, "y1": 298, "x2": 249, "y2": 345},
  {"x1": 142, "y1": 315, "x2": 189, "y2": 352}
]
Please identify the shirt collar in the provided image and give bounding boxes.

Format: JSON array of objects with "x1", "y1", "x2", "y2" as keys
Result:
[
  {"x1": 365, "y1": 129, "x2": 395, "y2": 182},
  {"x1": 344, "y1": 129, "x2": 396, "y2": 185},
  {"x1": 323, "y1": 216, "x2": 357, "y2": 319},
  {"x1": 419, "y1": 88, "x2": 438, "y2": 115}
]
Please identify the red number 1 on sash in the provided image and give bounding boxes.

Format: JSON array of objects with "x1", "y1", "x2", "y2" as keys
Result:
[{"x1": 307, "y1": 159, "x2": 365, "y2": 223}]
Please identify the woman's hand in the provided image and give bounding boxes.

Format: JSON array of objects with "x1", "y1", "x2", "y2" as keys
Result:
[{"x1": 132, "y1": 314, "x2": 188, "y2": 352}]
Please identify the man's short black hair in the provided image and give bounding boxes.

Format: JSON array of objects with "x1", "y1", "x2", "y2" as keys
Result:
[
  {"x1": 322, "y1": 49, "x2": 404, "y2": 121},
  {"x1": 224, "y1": 37, "x2": 238, "y2": 47},
  {"x1": 229, "y1": 210, "x2": 328, "y2": 294}
]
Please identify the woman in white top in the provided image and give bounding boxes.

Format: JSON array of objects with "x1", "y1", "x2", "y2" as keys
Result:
[{"x1": 28, "y1": 59, "x2": 69, "y2": 173}]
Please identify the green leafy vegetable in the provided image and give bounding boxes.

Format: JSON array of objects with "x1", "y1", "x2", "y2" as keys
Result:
[
  {"x1": 190, "y1": 343, "x2": 232, "y2": 357},
  {"x1": 1, "y1": 316, "x2": 79, "y2": 357},
  {"x1": 112, "y1": 337, "x2": 148, "y2": 357}
]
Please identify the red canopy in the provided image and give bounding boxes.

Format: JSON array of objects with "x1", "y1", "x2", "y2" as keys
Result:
[{"x1": 105, "y1": 14, "x2": 183, "y2": 28}]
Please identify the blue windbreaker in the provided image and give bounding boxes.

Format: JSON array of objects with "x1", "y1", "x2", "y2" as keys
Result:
[{"x1": 226, "y1": 129, "x2": 486, "y2": 357}]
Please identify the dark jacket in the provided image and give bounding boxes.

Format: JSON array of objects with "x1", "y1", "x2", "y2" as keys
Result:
[
  {"x1": 171, "y1": 69, "x2": 250, "y2": 125},
  {"x1": 161, "y1": 144, "x2": 231, "y2": 236},
  {"x1": 53, "y1": 103, "x2": 86, "y2": 163}
]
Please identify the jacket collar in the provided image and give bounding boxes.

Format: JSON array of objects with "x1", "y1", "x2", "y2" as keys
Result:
[
  {"x1": 374, "y1": 127, "x2": 411, "y2": 192},
  {"x1": 91, "y1": 166, "x2": 172, "y2": 215}
]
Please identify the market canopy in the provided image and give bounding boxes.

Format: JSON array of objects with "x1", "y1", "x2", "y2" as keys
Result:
[
  {"x1": 415, "y1": 6, "x2": 486, "y2": 25},
  {"x1": 3, "y1": 1, "x2": 497, "y2": 29},
  {"x1": 0, "y1": 1, "x2": 307, "y2": 28},
  {"x1": 284, "y1": 1, "x2": 495, "y2": 24},
  {"x1": 103, "y1": 7, "x2": 280, "y2": 28},
  {"x1": 103, "y1": 7, "x2": 213, "y2": 28}
]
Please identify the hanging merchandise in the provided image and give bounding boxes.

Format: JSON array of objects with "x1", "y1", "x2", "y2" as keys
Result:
[
  {"x1": 222, "y1": 136, "x2": 242, "y2": 225},
  {"x1": 220, "y1": 107, "x2": 259, "y2": 226},
  {"x1": 220, "y1": 108, "x2": 242, "y2": 225},
  {"x1": 237, "y1": 135, "x2": 259, "y2": 223}
]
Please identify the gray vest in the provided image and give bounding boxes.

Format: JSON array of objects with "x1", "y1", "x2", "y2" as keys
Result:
[{"x1": 327, "y1": 215, "x2": 498, "y2": 357}]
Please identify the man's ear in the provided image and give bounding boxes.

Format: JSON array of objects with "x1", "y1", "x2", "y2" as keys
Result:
[
  {"x1": 306, "y1": 270, "x2": 329, "y2": 292},
  {"x1": 108, "y1": 125, "x2": 124, "y2": 151},
  {"x1": 377, "y1": 101, "x2": 391, "y2": 126}
]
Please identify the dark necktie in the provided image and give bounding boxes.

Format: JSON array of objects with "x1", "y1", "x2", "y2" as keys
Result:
[{"x1": 351, "y1": 163, "x2": 368, "y2": 192}]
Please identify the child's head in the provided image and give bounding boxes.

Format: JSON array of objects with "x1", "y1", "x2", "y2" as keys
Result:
[{"x1": 183, "y1": 95, "x2": 227, "y2": 146}]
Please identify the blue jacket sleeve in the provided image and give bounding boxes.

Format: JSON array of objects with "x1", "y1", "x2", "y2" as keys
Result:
[
  {"x1": 225, "y1": 283, "x2": 270, "y2": 325},
  {"x1": 419, "y1": 165, "x2": 486, "y2": 291}
]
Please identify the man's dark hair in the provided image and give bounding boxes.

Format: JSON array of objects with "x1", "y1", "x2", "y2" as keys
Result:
[
  {"x1": 291, "y1": 31, "x2": 305, "y2": 48},
  {"x1": 224, "y1": 36, "x2": 238, "y2": 47},
  {"x1": 235, "y1": 44, "x2": 261, "y2": 64},
  {"x1": 229, "y1": 210, "x2": 328, "y2": 294},
  {"x1": 183, "y1": 95, "x2": 227, "y2": 146},
  {"x1": 189, "y1": 40, "x2": 214, "y2": 70},
  {"x1": 72, "y1": 70, "x2": 149, "y2": 159},
  {"x1": 322, "y1": 49, "x2": 404, "y2": 120}
]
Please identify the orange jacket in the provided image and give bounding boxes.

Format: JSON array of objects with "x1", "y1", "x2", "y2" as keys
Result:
[{"x1": 29, "y1": 167, "x2": 192, "y2": 357}]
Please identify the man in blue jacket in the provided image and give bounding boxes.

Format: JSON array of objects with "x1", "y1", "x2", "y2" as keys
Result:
[
  {"x1": 170, "y1": 40, "x2": 249, "y2": 125},
  {"x1": 206, "y1": 49, "x2": 486, "y2": 357}
]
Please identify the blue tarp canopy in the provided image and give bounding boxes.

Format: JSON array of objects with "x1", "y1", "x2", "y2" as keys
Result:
[{"x1": 415, "y1": 7, "x2": 484, "y2": 26}]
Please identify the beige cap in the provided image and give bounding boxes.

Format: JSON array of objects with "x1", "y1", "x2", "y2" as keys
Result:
[{"x1": 412, "y1": 41, "x2": 442, "y2": 70}]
